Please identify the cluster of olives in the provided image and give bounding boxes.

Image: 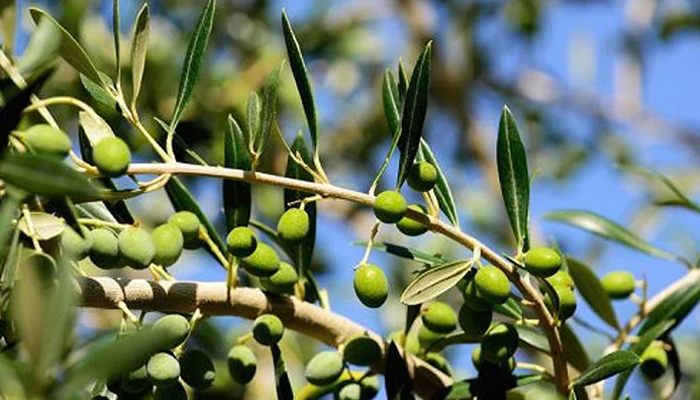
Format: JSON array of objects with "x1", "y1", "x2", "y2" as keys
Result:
[
  {"x1": 227, "y1": 313, "x2": 285, "y2": 385},
  {"x1": 60, "y1": 211, "x2": 201, "y2": 270},
  {"x1": 106, "y1": 315, "x2": 216, "y2": 400},
  {"x1": 524, "y1": 247, "x2": 578, "y2": 321}
]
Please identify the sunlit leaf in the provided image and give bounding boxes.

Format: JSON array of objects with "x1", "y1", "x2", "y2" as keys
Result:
[
  {"x1": 515, "y1": 326, "x2": 550, "y2": 354},
  {"x1": 223, "y1": 115, "x2": 251, "y2": 230},
  {"x1": 246, "y1": 91, "x2": 260, "y2": 148},
  {"x1": 130, "y1": 3, "x2": 149, "y2": 107},
  {"x1": 253, "y1": 62, "x2": 284, "y2": 155},
  {"x1": 566, "y1": 257, "x2": 618, "y2": 329},
  {"x1": 420, "y1": 139, "x2": 459, "y2": 227},
  {"x1": 400, "y1": 260, "x2": 472, "y2": 305},
  {"x1": 78, "y1": 111, "x2": 115, "y2": 146},
  {"x1": 573, "y1": 351, "x2": 639, "y2": 387},
  {"x1": 0, "y1": 354, "x2": 27, "y2": 400},
  {"x1": 17, "y1": 15, "x2": 60, "y2": 74},
  {"x1": 620, "y1": 164, "x2": 700, "y2": 214}
]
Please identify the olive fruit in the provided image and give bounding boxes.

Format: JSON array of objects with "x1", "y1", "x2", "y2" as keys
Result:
[
  {"x1": 180, "y1": 349, "x2": 216, "y2": 389},
  {"x1": 359, "y1": 375, "x2": 380, "y2": 400},
  {"x1": 227, "y1": 226, "x2": 258, "y2": 258},
  {"x1": 462, "y1": 276, "x2": 493, "y2": 312},
  {"x1": 118, "y1": 227, "x2": 155, "y2": 269},
  {"x1": 523, "y1": 247, "x2": 562, "y2": 278},
  {"x1": 24, "y1": 124, "x2": 71, "y2": 158},
  {"x1": 353, "y1": 264, "x2": 388, "y2": 308},
  {"x1": 151, "y1": 224, "x2": 183, "y2": 267},
  {"x1": 343, "y1": 336, "x2": 382, "y2": 366},
  {"x1": 88, "y1": 228, "x2": 120, "y2": 269},
  {"x1": 121, "y1": 365, "x2": 150, "y2": 394},
  {"x1": 147, "y1": 352, "x2": 180, "y2": 387},
  {"x1": 601, "y1": 271, "x2": 636, "y2": 300},
  {"x1": 373, "y1": 191, "x2": 407, "y2": 224},
  {"x1": 425, "y1": 353, "x2": 453, "y2": 377},
  {"x1": 421, "y1": 301, "x2": 457, "y2": 334},
  {"x1": 474, "y1": 266, "x2": 511, "y2": 305},
  {"x1": 153, "y1": 381, "x2": 187, "y2": 400},
  {"x1": 458, "y1": 304, "x2": 493, "y2": 337},
  {"x1": 168, "y1": 211, "x2": 200, "y2": 247},
  {"x1": 260, "y1": 261, "x2": 299, "y2": 294},
  {"x1": 546, "y1": 270, "x2": 575, "y2": 290},
  {"x1": 277, "y1": 208, "x2": 310, "y2": 243},
  {"x1": 60, "y1": 225, "x2": 92, "y2": 260},
  {"x1": 481, "y1": 323, "x2": 519, "y2": 364},
  {"x1": 93, "y1": 137, "x2": 131, "y2": 177},
  {"x1": 640, "y1": 342, "x2": 668, "y2": 380},
  {"x1": 252, "y1": 314, "x2": 284, "y2": 346},
  {"x1": 151, "y1": 314, "x2": 190, "y2": 350},
  {"x1": 241, "y1": 243, "x2": 279, "y2": 277},
  {"x1": 397, "y1": 204, "x2": 428, "y2": 236},
  {"x1": 335, "y1": 383, "x2": 362, "y2": 400},
  {"x1": 227, "y1": 345, "x2": 257, "y2": 384},
  {"x1": 407, "y1": 161, "x2": 438, "y2": 192},
  {"x1": 548, "y1": 285, "x2": 577, "y2": 320},
  {"x1": 305, "y1": 351, "x2": 344, "y2": 386},
  {"x1": 417, "y1": 325, "x2": 444, "y2": 349}
]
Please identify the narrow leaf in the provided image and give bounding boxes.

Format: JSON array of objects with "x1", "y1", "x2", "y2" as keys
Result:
[
  {"x1": 18, "y1": 212, "x2": 64, "y2": 240},
  {"x1": 397, "y1": 59, "x2": 408, "y2": 106},
  {"x1": 573, "y1": 351, "x2": 639, "y2": 387},
  {"x1": 80, "y1": 73, "x2": 117, "y2": 110},
  {"x1": 112, "y1": 0, "x2": 120, "y2": 82},
  {"x1": 223, "y1": 115, "x2": 251, "y2": 230},
  {"x1": 560, "y1": 323, "x2": 591, "y2": 372},
  {"x1": 515, "y1": 326, "x2": 550, "y2": 354},
  {"x1": 494, "y1": 297, "x2": 523, "y2": 320},
  {"x1": 370, "y1": 70, "x2": 402, "y2": 191},
  {"x1": 638, "y1": 280, "x2": 700, "y2": 336},
  {"x1": 400, "y1": 260, "x2": 472, "y2": 305},
  {"x1": 620, "y1": 164, "x2": 700, "y2": 213},
  {"x1": 0, "y1": 195, "x2": 20, "y2": 270},
  {"x1": 271, "y1": 344, "x2": 294, "y2": 400},
  {"x1": 0, "y1": 0, "x2": 15, "y2": 54},
  {"x1": 420, "y1": 139, "x2": 459, "y2": 226},
  {"x1": 254, "y1": 62, "x2": 284, "y2": 155},
  {"x1": 284, "y1": 134, "x2": 316, "y2": 274},
  {"x1": 546, "y1": 210, "x2": 676, "y2": 260},
  {"x1": 78, "y1": 111, "x2": 115, "y2": 146},
  {"x1": 497, "y1": 105, "x2": 530, "y2": 252},
  {"x1": 566, "y1": 257, "x2": 619, "y2": 329},
  {"x1": 354, "y1": 241, "x2": 444, "y2": 265},
  {"x1": 0, "y1": 70, "x2": 51, "y2": 150},
  {"x1": 246, "y1": 91, "x2": 260, "y2": 148},
  {"x1": 385, "y1": 342, "x2": 415, "y2": 400},
  {"x1": 130, "y1": 3, "x2": 149, "y2": 107},
  {"x1": 17, "y1": 14, "x2": 60, "y2": 74}
]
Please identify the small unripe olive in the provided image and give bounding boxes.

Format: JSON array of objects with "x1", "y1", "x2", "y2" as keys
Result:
[
  {"x1": 121, "y1": 365, "x2": 150, "y2": 394},
  {"x1": 523, "y1": 247, "x2": 562, "y2": 278},
  {"x1": 153, "y1": 381, "x2": 187, "y2": 400},
  {"x1": 600, "y1": 271, "x2": 636, "y2": 300},
  {"x1": 396, "y1": 204, "x2": 428, "y2": 236},
  {"x1": 241, "y1": 243, "x2": 279, "y2": 277},
  {"x1": 227, "y1": 345, "x2": 257, "y2": 384},
  {"x1": 260, "y1": 261, "x2": 299, "y2": 294},
  {"x1": 24, "y1": 124, "x2": 71, "y2": 159},
  {"x1": 146, "y1": 352, "x2": 180, "y2": 387},
  {"x1": 458, "y1": 304, "x2": 493, "y2": 337},
  {"x1": 118, "y1": 227, "x2": 155, "y2": 269},
  {"x1": 425, "y1": 352, "x2": 453, "y2": 377},
  {"x1": 151, "y1": 314, "x2": 190, "y2": 350},
  {"x1": 168, "y1": 211, "x2": 201, "y2": 247},
  {"x1": 462, "y1": 277, "x2": 493, "y2": 312},
  {"x1": 481, "y1": 323, "x2": 519, "y2": 364},
  {"x1": 227, "y1": 226, "x2": 258, "y2": 258},
  {"x1": 93, "y1": 137, "x2": 131, "y2": 177},
  {"x1": 60, "y1": 225, "x2": 92, "y2": 260},
  {"x1": 335, "y1": 383, "x2": 362, "y2": 400},
  {"x1": 353, "y1": 264, "x2": 388, "y2": 308},
  {"x1": 252, "y1": 314, "x2": 284, "y2": 346},
  {"x1": 474, "y1": 266, "x2": 511, "y2": 305},
  {"x1": 373, "y1": 191, "x2": 407, "y2": 224},
  {"x1": 359, "y1": 375, "x2": 380, "y2": 400},
  {"x1": 546, "y1": 270, "x2": 575, "y2": 290},
  {"x1": 421, "y1": 301, "x2": 457, "y2": 334},
  {"x1": 88, "y1": 228, "x2": 120, "y2": 269},
  {"x1": 551, "y1": 285, "x2": 577, "y2": 320},
  {"x1": 640, "y1": 342, "x2": 668, "y2": 380},
  {"x1": 151, "y1": 223, "x2": 183, "y2": 267},
  {"x1": 407, "y1": 161, "x2": 438, "y2": 192},
  {"x1": 305, "y1": 351, "x2": 344, "y2": 386},
  {"x1": 343, "y1": 336, "x2": 382, "y2": 366},
  {"x1": 417, "y1": 325, "x2": 444, "y2": 349},
  {"x1": 471, "y1": 347, "x2": 484, "y2": 370},
  {"x1": 180, "y1": 349, "x2": 216, "y2": 389},
  {"x1": 277, "y1": 208, "x2": 310, "y2": 243}
]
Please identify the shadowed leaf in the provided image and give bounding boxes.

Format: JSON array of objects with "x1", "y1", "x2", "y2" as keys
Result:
[
  {"x1": 566, "y1": 257, "x2": 618, "y2": 329},
  {"x1": 573, "y1": 350, "x2": 639, "y2": 387},
  {"x1": 223, "y1": 115, "x2": 251, "y2": 229}
]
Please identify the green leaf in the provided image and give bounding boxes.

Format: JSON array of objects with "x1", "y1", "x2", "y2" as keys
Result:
[
  {"x1": 281, "y1": 10, "x2": 317, "y2": 152},
  {"x1": 112, "y1": 0, "x2": 120, "y2": 82},
  {"x1": 78, "y1": 111, "x2": 115, "y2": 146},
  {"x1": 420, "y1": 139, "x2": 459, "y2": 227},
  {"x1": 385, "y1": 342, "x2": 415, "y2": 400},
  {"x1": 566, "y1": 257, "x2": 618, "y2": 329},
  {"x1": 253, "y1": 62, "x2": 284, "y2": 155},
  {"x1": 0, "y1": 195, "x2": 20, "y2": 272},
  {"x1": 0, "y1": 0, "x2": 15, "y2": 54},
  {"x1": 400, "y1": 260, "x2": 472, "y2": 305},
  {"x1": 130, "y1": 3, "x2": 149, "y2": 107},
  {"x1": 397, "y1": 58, "x2": 408, "y2": 106},
  {"x1": 638, "y1": 280, "x2": 700, "y2": 336},
  {"x1": 28, "y1": 8, "x2": 106, "y2": 87},
  {"x1": 0, "y1": 70, "x2": 51, "y2": 150},
  {"x1": 405, "y1": 304, "x2": 421, "y2": 336},
  {"x1": 560, "y1": 323, "x2": 591, "y2": 372},
  {"x1": 397, "y1": 42, "x2": 432, "y2": 188},
  {"x1": 515, "y1": 326, "x2": 550, "y2": 354},
  {"x1": 494, "y1": 297, "x2": 523, "y2": 320},
  {"x1": 17, "y1": 14, "x2": 60, "y2": 74},
  {"x1": 80, "y1": 73, "x2": 117, "y2": 110},
  {"x1": 546, "y1": 210, "x2": 676, "y2": 260},
  {"x1": 370, "y1": 70, "x2": 403, "y2": 191},
  {"x1": 271, "y1": 344, "x2": 294, "y2": 400},
  {"x1": 223, "y1": 115, "x2": 252, "y2": 230},
  {"x1": 0, "y1": 354, "x2": 27, "y2": 400},
  {"x1": 496, "y1": 105, "x2": 530, "y2": 252},
  {"x1": 169, "y1": 0, "x2": 215, "y2": 130},
  {"x1": 620, "y1": 164, "x2": 700, "y2": 214},
  {"x1": 18, "y1": 212, "x2": 64, "y2": 240},
  {"x1": 246, "y1": 91, "x2": 260, "y2": 148},
  {"x1": 0, "y1": 154, "x2": 101, "y2": 199},
  {"x1": 354, "y1": 241, "x2": 444, "y2": 265},
  {"x1": 573, "y1": 350, "x2": 639, "y2": 387},
  {"x1": 284, "y1": 134, "x2": 316, "y2": 275}
]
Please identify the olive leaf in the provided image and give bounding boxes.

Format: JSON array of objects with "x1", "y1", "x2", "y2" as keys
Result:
[
  {"x1": 397, "y1": 58, "x2": 408, "y2": 106},
  {"x1": 17, "y1": 212, "x2": 64, "y2": 241},
  {"x1": 284, "y1": 134, "x2": 316, "y2": 274},
  {"x1": 566, "y1": 257, "x2": 619, "y2": 329},
  {"x1": 271, "y1": 344, "x2": 294, "y2": 400},
  {"x1": 496, "y1": 105, "x2": 530, "y2": 252},
  {"x1": 112, "y1": 0, "x2": 121, "y2": 82},
  {"x1": 17, "y1": 16, "x2": 60, "y2": 74},
  {"x1": 78, "y1": 111, "x2": 115, "y2": 146},
  {"x1": 400, "y1": 260, "x2": 472, "y2": 305},
  {"x1": 223, "y1": 115, "x2": 252, "y2": 230},
  {"x1": 560, "y1": 323, "x2": 591, "y2": 372},
  {"x1": 661, "y1": 336, "x2": 681, "y2": 399},
  {"x1": 169, "y1": 0, "x2": 215, "y2": 130},
  {"x1": 385, "y1": 342, "x2": 415, "y2": 400},
  {"x1": 638, "y1": 279, "x2": 700, "y2": 336},
  {"x1": 353, "y1": 241, "x2": 444, "y2": 265},
  {"x1": 573, "y1": 350, "x2": 639, "y2": 387},
  {"x1": 494, "y1": 297, "x2": 523, "y2": 320},
  {"x1": 253, "y1": 62, "x2": 284, "y2": 156},
  {"x1": 420, "y1": 139, "x2": 459, "y2": 227},
  {"x1": 0, "y1": 195, "x2": 20, "y2": 271},
  {"x1": 0, "y1": 69, "x2": 51, "y2": 150},
  {"x1": 370, "y1": 70, "x2": 403, "y2": 190},
  {"x1": 130, "y1": 3, "x2": 149, "y2": 107},
  {"x1": 282, "y1": 10, "x2": 317, "y2": 152},
  {"x1": 246, "y1": 91, "x2": 260, "y2": 148},
  {"x1": 80, "y1": 73, "x2": 117, "y2": 110},
  {"x1": 515, "y1": 326, "x2": 550, "y2": 354},
  {"x1": 619, "y1": 164, "x2": 700, "y2": 214},
  {"x1": 546, "y1": 210, "x2": 676, "y2": 261},
  {"x1": 0, "y1": 0, "x2": 15, "y2": 55},
  {"x1": 396, "y1": 42, "x2": 432, "y2": 189}
]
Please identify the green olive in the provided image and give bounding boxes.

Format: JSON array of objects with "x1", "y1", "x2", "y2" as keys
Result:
[
  {"x1": 396, "y1": 204, "x2": 428, "y2": 236},
  {"x1": 60, "y1": 225, "x2": 92, "y2": 260},
  {"x1": 252, "y1": 314, "x2": 284, "y2": 346},
  {"x1": 152, "y1": 223, "x2": 184, "y2": 267},
  {"x1": 640, "y1": 342, "x2": 668, "y2": 380},
  {"x1": 600, "y1": 270, "x2": 636, "y2": 300},
  {"x1": 88, "y1": 228, "x2": 120, "y2": 269},
  {"x1": 343, "y1": 335, "x2": 382, "y2": 366},
  {"x1": 480, "y1": 323, "x2": 519, "y2": 364},
  {"x1": 121, "y1": 365, "x2": 150, "y2": 394},
  {"x1": 546, "y1": 270, "x2": 575, "y2": 290},
  {"x1": 358, "y1": 375, "x2": 380, "y2": 400},
  {"x1": 241, "y1": 242, "x2": 279, "y2": 277},
  {"x1": 168, "y1": 211, "x2": 201, "y2": 247},
  {"x1": 260, "y1": 261, "x2": 299, "y2": 294},
  {"x1": 353, "y1": 264, "x2": 388, "y2": 308},
  {"x1": 421, "y1": 301, "x2": 457, "y2": 334},
  {"x1": 93, "y1": 137, "x2": 131, "y2": 177},
  {"x1": 227, "y1": 345, "x2": 257, "y2": 384},
  {"x1": 180, "y1": 349, "x2": 216, "y2": 389},
  {"x1": 227, "y1": 226, "x2": 258, "y2": 258},
  {"x1": 523, "y1": 247, "x2": 562, "y2": 278},
  {"x1": 151, "y1": 314, "x2": 190, "y2": 351},
  {"x1": 425, "y1": 353, "x2": 453, "y2": 377},
  {"x1": 305, "y1": 351, "x2": 344, "y2": 386},
  {"x1": 407, "y1": 161, "x2": 438, "y2": 192},
  {"x1": 550, "y1": 284, "x2": 577, "y2": 320},
  {"x1": 458, "y1": 304, "x2": 492, "y2": 337},
  {"x1": 462, "y1": 275, "x2": 494, "y2": 312},
  {"x1": 277, "y1": 208, "x2": 310, "y2": 243},
  {"x1": 146, "y1": 352, "x2": 180, "y2": 387},
  {"x1": 417, "y1": 325, "x2": 444, "y2": 350},
  {"x1": 118, "y1": 227, "x2": 155, "y2": 269},
  {"x1": 335, "y1": 383, "x2": 362, "y2": 400},
  {"x1": 474, "y1": 266, "x2": 511, "y2": 305},
  {"x1": 373, "y1": 191, "x2": 407, "y2": 224},
  {"x1": 24, "y1": 124, "x2": 71, "y2": 159}
]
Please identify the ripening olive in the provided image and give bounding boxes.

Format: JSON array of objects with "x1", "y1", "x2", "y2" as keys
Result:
[
  {"x1": 417, "y1": 325, "x2": 444, "y2": 350},
  {"x1": 151, "y1": 314, "x2": 190, "y2": 350},
  {"x1": 407, "y1": 161, "x2": 438, "y2": 192},
  {"x1": 458, "y1": 304, "x2": 493, "y2": 337},
  {"x1": 353, "y1": 264, "x2": 388, "y2": 308},
  {"x1": 252, "y1": 314, "x2": 284, "y2": 346},
  {"x1": 153, "y1": 381, "x2": 187, "y2": 400},
  {"x1": 462, "y1": 276, "x2": 494, "y2": 312},
  {"x1": 180, "y1": 349, "x2": 216, "y2": 389},
  {"x1": 150, "y1": 223, "x2": 183, "y2": 267},
  {"x1": 359, "y1": 375, "x2": 380, "y2": 400},
  {"x1": 343, "y1": 336, "x2": 382, "y2": 366},
  {"x1": 600, "y1": 271, "x2": 636, "y2": 300},
  {"x1": 397, "y1": 204, "x2": 428, "y2": 236},
  {"x1": 24, "y1": 124, "x2": 71, "y2": 159},
  {"x1": 421, "y1": 301, "x2": 457, "y2": 334},
  {"x1": 88, "y1": 228, "x2": 120, "y2": 269},
  {"x1": 373, "y1": 191, "x2": 407, "y2": 224},
  {"x1": 523, "y1": 247, "x2": 562, "y2": 278},
  {"x1": 260, "y1": 261, "x2": 299, "y2": 294},
  {"x1": 93, "y1": 137, "x2": 131, "y2": 177},
  {"x1": 121, "y1": 365, "x2": 150, "y2": 394},
  {"x1": 640, "y1": 342, "x2": 668, "y2": 380},
  {"x1": 240, "y1": 242, "x2": 279, "y2": 277},
  {"x1": 60, "y1": 225, "x2": 92, "y2": 260},
  {"x1": 168, "y1": 211, "x2": 201, "y2": 248},
  {"x1": 474, "y1": 266, "x2": 511, "y2": 305},
  {"x1": 147, "y1": 352, "x2": 180, "y2": 387},
  {"x1": 227, "y1": 345, "x2": 257, "y2": 384},
  {"x1": 227, "y1": 226, "x2": 258, "y2": 258},
  {"x1": 335, "y1": 383, "x2": 362, "y2": 400},
  {"x1": 305, "y1": 351, "x2": 344, "y2": 386},
  {"x1": 425, "y1": 353, "x2": 453, "y2": 377},
  {"x1": 481, "y1": 323, "x2": 519, "y2": 364},
  {"x1": 118, "y1": 227, "x2": 155, "y2": 269},
  {"x1": 277, "y1": 208, "x2": 310, "y2": 243},
  {"x1": 546, "y1": 270, "x2": 575, "y2": 290}
]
